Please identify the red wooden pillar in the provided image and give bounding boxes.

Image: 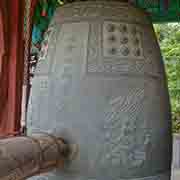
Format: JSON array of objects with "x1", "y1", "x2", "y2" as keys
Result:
[
  {"x1": 0, "y1": 1, "x2": 25, "y2": 136},
  {"x1": 0, "y1": 1, "x2": 8, "y2": 113}
]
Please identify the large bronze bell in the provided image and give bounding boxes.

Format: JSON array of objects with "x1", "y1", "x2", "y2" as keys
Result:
[{"x1": 26, "y1": 1, "x2": 172, "y2": 180}]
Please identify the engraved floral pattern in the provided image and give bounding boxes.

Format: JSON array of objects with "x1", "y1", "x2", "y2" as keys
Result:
[{"x1": 102, "y1": 88, "x2": 151, "y2": 169}]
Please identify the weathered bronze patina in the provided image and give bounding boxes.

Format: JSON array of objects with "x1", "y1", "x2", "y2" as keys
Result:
[{"x1": 26, "y1": 1, "x2": 172, "y2": 180}]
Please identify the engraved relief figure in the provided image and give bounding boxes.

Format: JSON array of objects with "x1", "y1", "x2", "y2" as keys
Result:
[{"x1": 102, "y1": 88, "x2": 151, "y2": 169}]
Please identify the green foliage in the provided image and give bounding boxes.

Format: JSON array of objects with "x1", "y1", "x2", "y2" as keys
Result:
[{"x1": 154, "y1": 23, "x2": 180, "y2": 133}]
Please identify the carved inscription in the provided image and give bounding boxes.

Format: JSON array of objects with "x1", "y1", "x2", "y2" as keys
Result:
[{"x1": 102, "y1": 87, "x2": 151, "y2": 169}]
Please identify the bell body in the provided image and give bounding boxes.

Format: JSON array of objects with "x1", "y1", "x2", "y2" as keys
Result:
[{"x1": 27, "y1": 1, "x2": 172, "y2": 180}]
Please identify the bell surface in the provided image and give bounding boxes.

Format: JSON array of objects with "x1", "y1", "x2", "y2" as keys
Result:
[{"x1": 27, "y1": 1, "x2": 172, "y2": 180}]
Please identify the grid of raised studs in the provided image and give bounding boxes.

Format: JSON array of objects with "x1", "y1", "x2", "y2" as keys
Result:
[{"x1": 103, "y1": 22, "x2": 144, "y2": 59}]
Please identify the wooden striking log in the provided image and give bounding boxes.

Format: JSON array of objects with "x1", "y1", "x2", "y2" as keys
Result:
[{"x1": 0, "y1": 133, "x2": 76, "y2": 180}]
